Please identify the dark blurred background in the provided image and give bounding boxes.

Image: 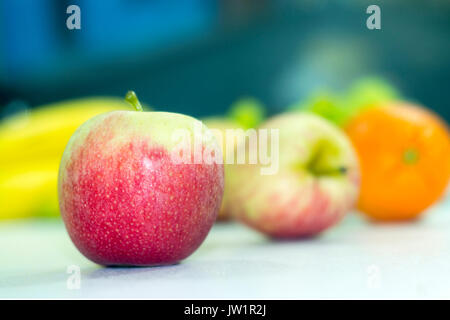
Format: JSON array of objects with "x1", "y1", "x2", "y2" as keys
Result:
[{"x1": 1, "y1": 0, "x2": 449, "y2": 120}]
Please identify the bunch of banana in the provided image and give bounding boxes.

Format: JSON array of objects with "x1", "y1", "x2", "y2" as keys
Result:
[{"x1": 0, "y1": 97, "x2": 134, "y2": 220}]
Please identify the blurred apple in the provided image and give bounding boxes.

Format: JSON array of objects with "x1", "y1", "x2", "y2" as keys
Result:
[
  {"x1": 292, "y1": 77, "x2": 400, "y2": 127},
  {"x1": 228, "y1": 112, "x2": 360, "y2": 238},
  {"x1": 203, "y1": 97, "x2": 265, "y2": 221},
  {"x1": 228, "y1": 97, "x2": 265, "y2": 130},
  {"x1": 293, "y1": 91, "x2": 348, "y2": 126},
  {"x1": 345, "y1": 76, "x2": 400, "y2": 112},
  {"x1": 202, "y1": 117, "x2": 244, "y2": 221}
]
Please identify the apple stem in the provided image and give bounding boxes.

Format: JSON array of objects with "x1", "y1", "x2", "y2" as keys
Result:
[
  {"x1": 312, "y1": 166, "x2": 348, "y2": 176},
  {"x1": 125, "y1": 91, "x2": 143, "y2": 112}
]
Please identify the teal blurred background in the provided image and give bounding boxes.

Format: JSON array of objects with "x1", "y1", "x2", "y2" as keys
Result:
[{"x1": 1, "y1": 0, "x2": 449, "y2": 120}]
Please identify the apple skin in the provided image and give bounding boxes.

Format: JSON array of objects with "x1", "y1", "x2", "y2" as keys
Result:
[
  {"x1": 228, "y1": 112, "x2": 360, "y2": 238},
  {"x1": 58, "y1": 111, "x2": 224, "y2": 266},
  {"x1": 202, "y1": 117, "x2": 244, "y2": 221}
]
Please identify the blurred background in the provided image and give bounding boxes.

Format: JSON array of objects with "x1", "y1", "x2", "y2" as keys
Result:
[{"x1": 1, "y1": 0, "x2": 449, "y2": 120}]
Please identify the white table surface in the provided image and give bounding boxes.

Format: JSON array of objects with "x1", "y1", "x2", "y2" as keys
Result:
[{"x1": 1, "y1": 195, "x2": 449, "y2": 299}]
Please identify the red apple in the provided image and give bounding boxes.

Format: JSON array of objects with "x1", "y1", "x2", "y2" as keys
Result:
[
  {"x1": 228, "y1": 112, "x2": 360, "y2": 238},
  {"x1": 58, "y1": 92, "x2": 224, "y2": 266}
]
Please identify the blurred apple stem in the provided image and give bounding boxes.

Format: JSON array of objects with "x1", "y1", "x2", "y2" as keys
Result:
[
  {"x1": 125, "y1": 91, "x2": 143, "y2": 112},
  {"x1": 312, "y1": 166, "x2": 348, "y2": 176}
]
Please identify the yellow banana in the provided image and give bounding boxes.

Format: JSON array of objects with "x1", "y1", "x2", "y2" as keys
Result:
[
  {"x1": 0, "y1": 97, "x2": 133, "y2": 168},
  {"x1": 0, "y1": 160, "x2": 59, "y2": 219},
  {"x1": 0, "y1": 97, "x2": 135, "y2": 220}
]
